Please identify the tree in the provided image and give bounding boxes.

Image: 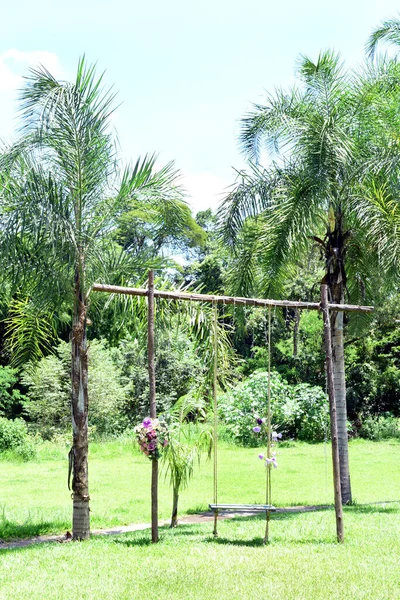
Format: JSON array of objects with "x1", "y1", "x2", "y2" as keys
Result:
[
  {"x1": 1, "y1": 58, "x2": 185, "y2": 538},
  {"x1": 219, "y1": 51, "x2": 400, "y2": 503},
  {"x1": 163, "y1": 398, "x2": 212, "y2": 528}
]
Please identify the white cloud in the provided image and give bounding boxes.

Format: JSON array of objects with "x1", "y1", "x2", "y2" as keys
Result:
[
  {"x1": 182, "y1": 171, "x2": 231, "y2": 214},
  {"x1": 0, "y1": 49, "x2": 64, "y2": 91},
  {"x1": 0, "y1": 61, "x2": 22, "y2": 91}
]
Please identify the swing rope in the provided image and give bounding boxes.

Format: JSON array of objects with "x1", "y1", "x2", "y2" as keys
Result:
[
  {"x1": 212, "y1": 300, "x2": 219, "y2": 537},
  {"x1": 210, "y1": 302, "x2": 276, "y2": 540}
]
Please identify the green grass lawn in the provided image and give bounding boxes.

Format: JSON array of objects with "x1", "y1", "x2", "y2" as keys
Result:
[
  {"x1": 0, "y1": 437, "x2": 399, "y2": 540},
  {"x1": 1, "y1": 506, "x2": 400, "y2": 599},
  {"x1": 0, "y1": 438, "x2": 399, "y2": 599}
]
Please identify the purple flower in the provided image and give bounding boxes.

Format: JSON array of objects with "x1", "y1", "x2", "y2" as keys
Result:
[
  {"x1": 272, "y1": 431, "x2": 282, "y2": 442},
  {"x1": 147, "y1": 442, "x2": 156, "y2": 451},
  {"x1": 256, "y1": 418, "x2": 263, "y2": 425},
  {"x1": 253, "y1": 426, "x2": 261, "y2": 433},
  {"x1": 258, "y1": 453, "x2": 264, "y2": 460},
  {"x1": 265, "y1": 456, "x2": 278, "y2": 469},
  {"x1": 142, "y1": 417, "x2": 152, "y2": 428}
]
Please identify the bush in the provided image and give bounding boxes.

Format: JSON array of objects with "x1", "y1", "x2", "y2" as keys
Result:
[
  {"x1": 114, "y1": 328, "x2": 203, "y2": 423},
  {"x1": 0, "y1": 366, "x2": 25, "y2": 419},
  {"x1": 219, "y1": 370, "x2": 329, "y2": 446},
  {"x1": 22, "y1": 340, "x2": 129, "y2": 437},
  {"x1": 0, "y1": 417, "x2": 36, "y2": 460},
  {"x1": 21, "y1": 330, "x2": 202, "y2": 438},
  {"x1": 358, "y1": 414, "x2": 400, "y2": 441},
  {"x1": 294, "y1": 383, "x2": 330, "y2": 442}
]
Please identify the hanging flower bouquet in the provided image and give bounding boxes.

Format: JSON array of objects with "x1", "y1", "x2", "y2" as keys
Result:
[
  {"x1": 252, "y1": 415, "x2": 282, "y2": 468},
  {"x1": 135, "y1": 417, "x2": 169, "y2": 460}
]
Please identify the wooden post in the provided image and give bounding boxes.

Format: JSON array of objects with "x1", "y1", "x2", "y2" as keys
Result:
[
  {"x1": 321, "y1": 284, "x2": 344, "y2": 543},
  {"x1": 148, "y1": 270, "x2": 158, "y2": 543},
  {"x1": 212, "y1": 302, "x2": 219, "y2": 537}
]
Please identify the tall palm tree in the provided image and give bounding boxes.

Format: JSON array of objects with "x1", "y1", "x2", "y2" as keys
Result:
[
  {"x1": 219, "y1": 51, "x2": 400, "y2": 503},
  {"x1": 0, "y1": 58, "x2": 185, "y2": 538}
]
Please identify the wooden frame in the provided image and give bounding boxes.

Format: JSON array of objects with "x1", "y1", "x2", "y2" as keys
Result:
[{"x1": 93, "y1": 277, "x2": 373, "y2": 543}]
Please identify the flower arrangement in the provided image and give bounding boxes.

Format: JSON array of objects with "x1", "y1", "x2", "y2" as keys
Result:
[
  {"x1": 252, "y1": 414, "x2": 282, "y2": 469},
  {"x1": 135, "y1": 417, "x2": 169, "y2": 460}
]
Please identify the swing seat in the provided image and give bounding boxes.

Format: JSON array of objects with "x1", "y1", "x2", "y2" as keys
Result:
[{"x1": 209, "y1": 504, "x2": 276, "y2": 513}]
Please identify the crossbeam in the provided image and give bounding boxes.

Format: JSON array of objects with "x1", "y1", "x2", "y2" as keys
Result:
[{"x1": 92, "y1": 283, "x2": 373, "y2": 313}]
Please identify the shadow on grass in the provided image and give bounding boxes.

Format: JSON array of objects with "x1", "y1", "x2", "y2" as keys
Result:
[
  {"x1": 112, "y1": 536, "x2": 153, "y2": 547},
  {"x1": 186, "y1": 506, "x2": 208, "y2": 515},
  {"x1": 111, "y1": 524, "x2": 207, "y2": 547},
  {"x1": 345, "y1": 502, "x2": 400, "y2": 514},
  {"x1": 204, "y1": 536, "x2": 266, "y2": 547},
  {"x1": 0, "y1": 517, "x2": 66, "y2": 542},
  {"x1": 226, "y1": 512, "x2": 304, "y2": 524}
]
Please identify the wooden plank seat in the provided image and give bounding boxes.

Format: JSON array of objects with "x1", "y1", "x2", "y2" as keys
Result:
[{"x1": 209, "y1": 504, "x2": 276, "y2": 513}]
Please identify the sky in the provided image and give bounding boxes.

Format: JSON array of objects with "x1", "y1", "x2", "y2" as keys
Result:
[{"x1": 1, "y1": 0, "x2": 399, "y2": 214}]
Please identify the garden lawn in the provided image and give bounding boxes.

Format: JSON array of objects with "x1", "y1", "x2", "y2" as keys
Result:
[
  {"x1": 0, "y1": 438, "x2": 399, "y2": 541},
  {"x1": 1, "y1": 505, "x2": 400, "y2": 599}
]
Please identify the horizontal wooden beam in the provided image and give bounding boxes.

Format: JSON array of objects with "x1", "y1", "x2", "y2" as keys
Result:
[{"x1": 92, "y1": 283, "x2": 374, "y2": 313}]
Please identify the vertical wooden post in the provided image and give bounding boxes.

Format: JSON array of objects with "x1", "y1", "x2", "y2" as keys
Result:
[
  {"x1": 212, "y1": 301, "x2": 219, "y2": 537},
  {"x1": 148, "y1": 270, "x2": 158, "y2": 543},
  {"x1": 321, "y1": 284, "x2": 344, "y2": 543}
]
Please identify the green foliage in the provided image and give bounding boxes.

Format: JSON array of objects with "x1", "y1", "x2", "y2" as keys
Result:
[
  {"x1": 115, "y1": 198, "x2": 206, "y2": 255},
  {"x1": 21, "y1": 330, "x2": 203, "y2": 437},
  {"x1": 294, "y1": 384, "x2": 329, "y2": 442},
  {"x1": 0, "y1": 417, "x2": 35, "y2": 460},
  {"x1": 0, "y1": 417, "x2": 27, "y2": 450},
  {"x1": 115, "y1": 327, "x2": 203, "y2": 422},
  {"x1": 22, "y1": 340, "x2": 128, "y2": 437},
  {"x1": 366, "y1": 16, "x2": 400, "y2": 58},
  {"x1": 345, "y1": 302, "x2": 400, "y2": 418},
  {"x1": 0, "y1": 366, "x2": 25, "y2": 419},
  {"x1": 358, "y1": 414, "x2": 400, "y2": 440},
  {"x1": 238, "y1": 306, "x2": 325, "y2": 387},
  {"x1": 5, "y1": 296, "x2": 59, "y2": 368},
  {"x1": 182, "y1": 209, "x2": 228, "y2": 294},
  {"x1": 219, "y1": 370, "x2": 329, "y2": 445},
  {"x1": 21, "y1": 351, "x2": 70, "y2": 437}
]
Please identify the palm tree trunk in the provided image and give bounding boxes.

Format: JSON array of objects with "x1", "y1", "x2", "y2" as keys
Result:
[
  {"x1": 326, "y1": 210, "x2": 352, "y2": 505},
  {"x1": 71, "y1": 268, "x2": 90, "y2": 540},
  {"x1": 332, "y1": 307, "x2": 352, "y2": 504},
  {"x1": 170, "y1": 486, "x2": 179, "y2": 528}
]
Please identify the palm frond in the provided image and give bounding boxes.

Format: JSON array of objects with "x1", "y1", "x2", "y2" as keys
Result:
[
  {"x1": 4, "y1": 296, "x2": 59, "y2": 367},
  {"x1": 366, "y1": 16, "x2": 400, "y2": 59}
]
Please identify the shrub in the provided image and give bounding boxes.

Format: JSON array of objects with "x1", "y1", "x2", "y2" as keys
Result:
[
  {"x1": 219, "y1": 370, "x2": 329, "y2": 446},
  {"x1": 295, "y1": 383, "x2": 330, "y2": 442},
  {"x1": 22, "y1": 340, "x2": 128, "y2": 437},
  {"x1": 0, "y1": 366, "x2": 25, "y2": 419},
  {"x1": 114, "y1": 328, "x2": 203, "y2": 423},
  {"x1": 358, "y1": 414, "x2": 400, "y2": 441},
  {"x1": 0, "y1": 417, "x2": 36, "y2": 460}
]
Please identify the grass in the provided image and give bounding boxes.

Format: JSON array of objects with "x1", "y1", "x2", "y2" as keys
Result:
[
  {"x1": 0, "y1": 438, "x2": 399, "y2": 599},
  {"x1": 1, "y1": 506, "x2": 400, "y2": 599},
  {"x1": 0, "y1": 437, "x2": 399, "y2": 541}
]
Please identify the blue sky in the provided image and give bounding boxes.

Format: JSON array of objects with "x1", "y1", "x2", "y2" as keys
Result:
[{"x1": 1, "y1": 0, "x2": 399, "y2": 213}]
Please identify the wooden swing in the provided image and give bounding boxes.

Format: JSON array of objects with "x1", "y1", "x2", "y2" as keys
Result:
[
  {"x1": 93, "y1": 275, "x2": 373, "y2": 544},
  {"x1": 208, "y1": 301, "x2": 275, "y2": 544}
]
